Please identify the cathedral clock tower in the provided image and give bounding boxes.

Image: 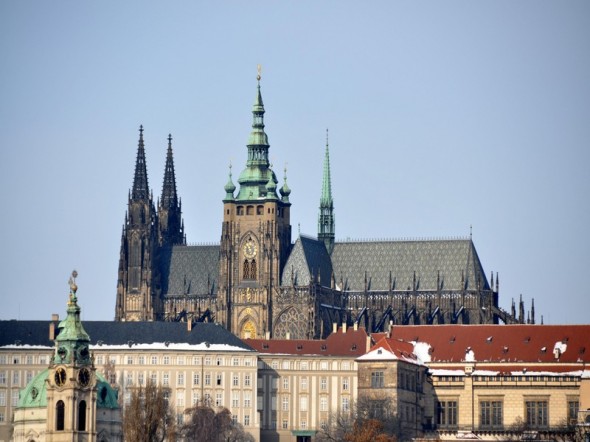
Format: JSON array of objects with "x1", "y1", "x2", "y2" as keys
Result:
[{"x1": 219, "y1": 72, "x2": 292, "y2": 338}]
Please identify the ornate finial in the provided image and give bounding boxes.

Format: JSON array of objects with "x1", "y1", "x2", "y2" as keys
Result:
[
  {"x1": 168, "y1": 133, "x2": 172, "y2": 144},
  {"x1": 68, "y1": 270, "x2": 78, "y2": 303},
  {"x1": 326, "y1": 128, "x2": 329, "y2": 146},
  {"x1": 470, "y1": 225, "x2": 473, "y2": 239},
  {"x1": 139, "y1": 125, "x2": 143, "y2": 135},
  {"x1": 257, "y1": 64, "x2": 262, "y2": 82},
  {"x1": 229, "y1": 160, "x2": 233, "y2": 175}
]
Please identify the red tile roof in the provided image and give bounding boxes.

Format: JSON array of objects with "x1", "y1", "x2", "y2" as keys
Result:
[
  {"x1": 244, "y1": 327, "x2": 370, "y2": 357},
  {"x1": 388, "y1": 324, "x2": 590, "y2": 364}
]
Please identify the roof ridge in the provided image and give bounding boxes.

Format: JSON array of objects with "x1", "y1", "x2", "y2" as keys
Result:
[{"x1": 336, "y1": 236, "x2": 471, "y2": 243}]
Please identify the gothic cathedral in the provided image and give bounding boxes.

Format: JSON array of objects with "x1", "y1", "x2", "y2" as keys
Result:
[{"x1": 114, "y1": 74, "x2": 532, "y2": 338}]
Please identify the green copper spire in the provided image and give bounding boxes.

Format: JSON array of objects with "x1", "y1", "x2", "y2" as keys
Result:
[
  {"x1": 318, "y1": 129, "x2": 335, "y2": 254},
  {"x1": 236, "y1": 70, "x2": 279, "y2": 201},
  {"x1": 54, "y1": 271, "x2": 91, "y2": 365},
  {"x1": 280, "y1": 166, "x2": 291, "y2": 203}
]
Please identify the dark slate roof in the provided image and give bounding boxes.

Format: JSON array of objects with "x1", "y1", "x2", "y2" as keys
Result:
[
  {"x1": 281, "y1": 235, "x2": 333, "y2": 286},
  {"x1": 0, "y1": 321, "x2": 253, "y2": 351},
  {"x1": 330, "y1": 239, "x2": 489, "y2": 292},
  {"x1": 165, "y1": 245, "x2": 220, "y2": 296}
]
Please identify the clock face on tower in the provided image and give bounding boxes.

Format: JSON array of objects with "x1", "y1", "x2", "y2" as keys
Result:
[
  {"x1": 78, "y1": 367, "x2": 91, "y2": 387},
  {"x1": 243, "y1": 240, "x2": 257, "y2": 259},
  {"x1": 54, "y1": 367, "x2": 67, "y2": 387}
]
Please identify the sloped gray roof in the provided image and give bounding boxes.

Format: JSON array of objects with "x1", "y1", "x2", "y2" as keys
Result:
[
  {"x1": 331, "y1": 239, "x2": 489, "y2": 292},
  {"x1": 281, "y1": 235, "x2": 333, "y2": 286},
  {"x1": 0, "y1": 321, "x2": 253, "y2": 351},
  {"x1": 165, "y1": 245, "x2": 220, "y2": 296}
]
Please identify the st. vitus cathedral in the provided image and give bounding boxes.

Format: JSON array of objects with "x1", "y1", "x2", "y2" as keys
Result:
[{"x1": 115, "y1": 75, "x2": 533, "y2": 339}]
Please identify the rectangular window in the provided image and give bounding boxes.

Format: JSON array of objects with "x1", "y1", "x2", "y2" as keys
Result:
[
  {"x1": 0, "y1": 356, "x2": 6, "y2": 364},
  {"x1": 127, "y1": 356, "x2": 133, "y2": 365},
  {"x1": 0, "y1": 371, "x2": 6, "y2": 385},
  {"x1": 26, "y1": 355, "x2": 33, "y2": 365},
  {"x1": 0, "y1": 412, "x2": 4, "y2": 422},
  {"x1": 342, "y1": 396, "x2": 350, "y2": 412},
  {"x1": 342, "y1": 377, "x2": 349, "y2": 391},
  {"x1": 233, "y1": 357, "x2": 240, "y2": 366},
  {"x1": 244, "y1": 414, "x2": 250, "y2": 426},
  {"x1": 300, "y1": 396, "x2": 308, "y2": 412},
  {"x1": 300, "y1": 361, "x2": 308, "y2": 370},
  {"x1": 301, "y1": 420, "x2": 307, "y2": 429},
  {"x1": 26, "y1": 371, "x2": 33, "y2": 384},
  {"x1": 163, "y1": 356, "x2": 170, "y2": 365},
  {"x1": 245, "y1": 358, "x2": 252, "y2": 367},
  {"x1": 138, "y1": 373, "x2": 144, "y2": 385},
  {"x1": 568, "y1": 400, "x2": 579, "y2": 423},
  {"x1": 126, "y1": 373, "x2": 133, "y2": 386},
  {"x1": 39, "y1": 355, "x2": 48, "y2": 365},
  {"x1": 178, "y1": 372, "x2": 185, "y2": 386},
  {"x1": 205, "y1": 373, "x2": 211, "y2": 386},
  {"x1": 138, "y1": 356, "x2": 145, "y2": 365},
  {"x1": 151, "y1": 356, "x2": 158, "y2": 365},
  {"x1": 371, "y1": 371, "x2": 384, "y2": 388},
  {"x1": 216, "y1": 373, "x2": 223, "y2": 386},
  {"x1": 216, "y1": 392, "x2": 223, "y2": 407},
  {"x1": 300, "y1": 377, "x2": 307, "y2": 390},
  {"x1": 193, "y1": 373, "x2": 200, "y2": 386},
  {"x1": 282, "y1": 419, "x2": 288, "y2": 429},
  {"x1": 177, "y1": 395, "x2": 185, "y2": 408},
  {"x1": 480, "y1": 401, "x2": 502, "y2": 428},
  {"x1": 244, "y1": 392, "x2": 251, "y2": 408},
  {"x1": 216, "y1": 357, "x2": 223, "y2": 366},
  {"x1": 232, "y1": 393, "x2": 240, "y2": 408},
  {"x1": 271, "y1": 361, "x2": 279, "y2": 370},
  {"x1": 244, "y1": 374, "x2": 251, "y2": 387},
  {"x1": 282, "y1": 361, "x2": 290, "y2": 370},
  {"x1": 204, "y1": 357, "x2": 211, "y2": 366},
  {"x1": 320, "y1": 396, "x2": 328, "y2": 412},
  {"x1": 13, "y1": 371, "x2": 20, "y2": 386},
  {"x1": 151, "y1": 372, "x2": 157, "y2": 384},
  {"x1": 321, "y1": 377, "x2": 327, "y2": 391},
  {"x1": 233, "y1": 375, "x2": 239, "y2": 386},
  {"x1": 163, "y1": 373, "x2": 169, "y2": 386},
  {"x1": 438, "y1": 401, "x2": 458, "y2": 427},
  {"x1": 282, "y1": 396, "x2": 289, "y2": 411},
  {"x1": 283, "y1": 377, "x2": 289, "y2": 390},
  {"x1": 0, "y1": 391, "x2": 6, "y2": 406},
  {"x1": 342, "y1": 361, "x2": 350, "y2": 370},
  {"x1": 12, "y1": 390, "x2": 19, "y2": 406},
  {"x1": 178, "y1": 356, "x2": 185, "y2": 365},
  {"x1": 192, "y1": 392, "x2": 200, "y2": 406},
  {"x1": 526, "y1": 401, "x2": 548, "y2": 428}
]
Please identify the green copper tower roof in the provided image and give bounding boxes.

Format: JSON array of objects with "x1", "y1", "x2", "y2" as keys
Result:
[{"x1": 235, "y1": 73, "x2": 279, "y2": 202}]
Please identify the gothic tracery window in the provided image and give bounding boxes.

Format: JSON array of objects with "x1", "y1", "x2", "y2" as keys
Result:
[{"x1": 274, "y1": 308, "x2": 307, "y2": 339}]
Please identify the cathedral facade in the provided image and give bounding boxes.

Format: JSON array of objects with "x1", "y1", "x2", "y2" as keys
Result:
[{"x1": 115, "y1": 77, "x2": 529, "y2": 339}]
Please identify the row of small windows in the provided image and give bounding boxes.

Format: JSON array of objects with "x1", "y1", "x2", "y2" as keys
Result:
[
  {"x1": 0, "y1": 355, "x2": 48, "y2": 365},
  {"x1": 268, "y1": 360, "x2": 352, "y2": 371},
  {"x1": 436, "y1": 399, "x2": 579, "y2": 429},
  {"x1": 272, "y1": 376, "x2": 350, "y2": 392},
  {"x1": 233, "y1": 206, "x2": 285, "y2": 217},
  {"x1": 118, "y1": 371, "x2": 253, "y2": 388},
  {"x1": 0, "y1": 370, "x2": 34, "y2": 386},
  {"x1": 0, "y1": 390, "x2": 20, "y2": 406},
  {"x1": 96, "y1": 354, "x2": 253, "y2": 367}
]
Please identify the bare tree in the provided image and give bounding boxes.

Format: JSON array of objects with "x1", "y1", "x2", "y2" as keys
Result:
[
  {"x1": 182, "y1": 405, "x2": 254, "y2": 442},
  {"x1": 316, "y1": 396, "x2": 403, "y2": 442},
  {"x1": 122, "y1": 380, "x2": 176, "y2": 442}
]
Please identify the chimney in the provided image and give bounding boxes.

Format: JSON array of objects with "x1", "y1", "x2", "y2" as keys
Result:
[
  {"x1": 342, "y1": 322, "x2": 347, "y2": 334},
  {"x1": 49, "y1": 314, "x2": 59, "y2": 340},
  {"x1": 366, "y1": 335, "x2": 372, "y2": 352},
  {"x1": 286, "y1": 332, "x2": 290, "y2": 340},
  {"x1": 353, "y1": 322, "x2": 358, "y2": 331},
  {"x1": 187, "y1": 320, "x2": 192, "y2": 332},
  {"x1": 333, "y1": 323, "x2": 337, "y2": 334},
  {"x1": 265, "y1": 331, "x2": 270, "y2": 340}
]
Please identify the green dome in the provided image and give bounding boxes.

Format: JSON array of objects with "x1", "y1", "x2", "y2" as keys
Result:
[
  {"x1": 17, "y1": 369, "x2": 119, "y2": 410},
  {"x1": 18, "y1": 369, "x2": 49, "y2": 408}
]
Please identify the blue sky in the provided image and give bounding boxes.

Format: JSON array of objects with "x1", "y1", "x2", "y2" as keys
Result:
[{"x1": 1, "y1": 1, "x2": 588, "y2": 324}]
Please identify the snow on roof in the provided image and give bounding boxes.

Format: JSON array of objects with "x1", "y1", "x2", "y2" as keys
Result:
[
  {"x1": 412, "y1": 341, "x2": 432, "y2": 364},
  {"x1": 90, "y1": 342, "x2": 252, "y2": 352},
  {"x1": 358, "y1": 347, "x2": 398, "y2": 361}
]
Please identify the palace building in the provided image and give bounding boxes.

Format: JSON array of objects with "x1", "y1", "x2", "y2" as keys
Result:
[{"x1": 114, "y1": 75, "x2": 531, "y2": 340}]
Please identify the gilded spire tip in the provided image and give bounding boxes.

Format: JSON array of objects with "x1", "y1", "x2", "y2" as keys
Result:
[{"x1": 257, "y1": 64, "x2": 262, "y2": 82}]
